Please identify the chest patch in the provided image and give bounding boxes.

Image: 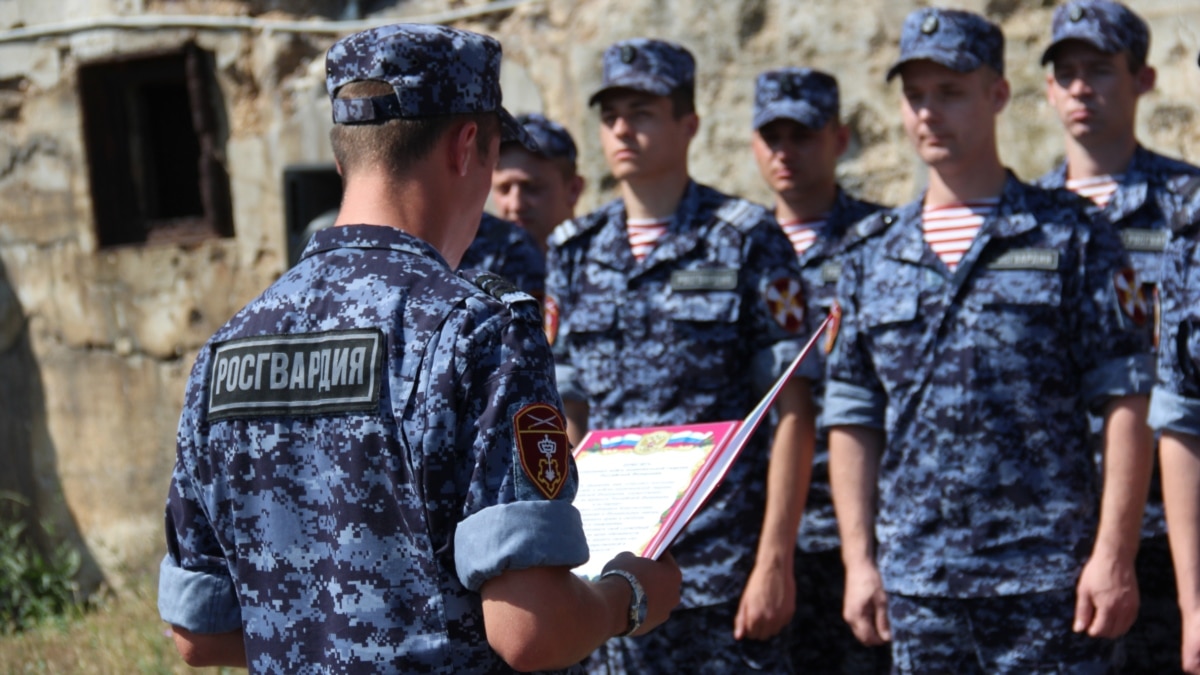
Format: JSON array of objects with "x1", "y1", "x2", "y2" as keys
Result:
[
  {"x1": 207, "y1": 329, "x2": 384, "y2": 421},
  {"x1": 670, "y1": 268, "x2": 738, "y2": 291},
  {"x1": 514, "y1": 403, "x2": 570, "y2": 500},
  {"x1": 765, "y1": 276, "x2": 806, "y2": 333},
  {"x1": 986, "y1": 248, "x2": 1060, "y2": 271},
  {"x1": 1120, "y1": 228, "x2": 1167, "y2": 253},
  {"x1": 820, "y1": 261, "x2": 841, "y2": 284}
]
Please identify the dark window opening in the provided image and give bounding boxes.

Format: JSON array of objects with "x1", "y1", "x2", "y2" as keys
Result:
[
  {"x1": 79, "y1": 44, "x2": 233, "y2": 248},
  {"x1": 282, "y1": 164, "x2": 342, "y2": 266}
]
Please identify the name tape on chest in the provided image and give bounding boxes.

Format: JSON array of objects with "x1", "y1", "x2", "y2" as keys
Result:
[
  {"x1": 669, "y1": 268, "x2": 738, "y2": 292},
  {"x1": 207, "y1": 329, "x2": 384, "y2": 421},
  {"x1": 986, "y1": 248, "x2": 1060, "y2": 271},
  {"x1": 1119, "y1": 228, "x2": 1167, "y2": 253},
  {"x1": 820, "y1": 261, "x2": 841, "y2": 284}
]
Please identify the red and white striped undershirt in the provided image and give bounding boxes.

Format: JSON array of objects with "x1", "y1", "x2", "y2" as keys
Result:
[
  {"x1": 1066, "y1": 174, "x2": 1122, "y2": 209},
  {"x1": 922, "y1": 198, "x2": 999, "y2": 271},
  {"x1": 627, "y1": 217, "x2": 670, "y2": 262},
  {"x1": 778, "y1": 216, "x2": 828, "y2": 257}
]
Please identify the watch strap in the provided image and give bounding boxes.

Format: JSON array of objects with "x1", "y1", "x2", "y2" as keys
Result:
[{"x1": 600, "y1": 568, "x2": 647, "y2": 637}]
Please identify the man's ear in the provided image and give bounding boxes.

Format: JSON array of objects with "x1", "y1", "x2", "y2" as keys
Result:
[
  {"x1": 991, "y1": 76, "x2": 1012, "y2": 114},
  {"x1": 567, "y1": 174, "x2": 585, "y2": 209},
  {"x1": 683, "y1": 112, "x2": 700, "y2": 140},
  {"x1": 1134, "y1": 65, "x2": 1156, "y2": 97},
  {"x1": 834, "y1": 122, "x2": 851, "y2": 157},
  {"x1": 450, "y1": 121, "x2": 480, "y2": 177}
]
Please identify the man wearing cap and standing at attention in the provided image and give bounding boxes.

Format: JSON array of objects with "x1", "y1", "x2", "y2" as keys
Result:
[
  {"x1": 157, "y1": 24, "x2": 681, "y2": 673},
  {"x1": 1036, "y1": 3, "x2": 1200, "y2": 672},
  {"x1": 749, "y1": 67, "x2": 890, "y2": 674},
  {"x1": 546, "y1": 38, "x2": 812, "y2": 673},
  {"x1": 492, "y1": 112, "x2": 585, "y2": 253},
  {"x1": 824, "y1": 8, "x2": 1153, "y2": 672}
]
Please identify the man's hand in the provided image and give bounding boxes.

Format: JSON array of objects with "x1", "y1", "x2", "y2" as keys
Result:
[
  {"x1": 733, "y1": 560, "x2": 796, "y2": 641},
  {"x1": 1180, "y1": 607, "x2": 1200, "y2": 674},
  {"x1": 843, "y1": 561, "x2": 890, "y2": 646},
  {"x1": 601, "y1": 551, "x2": 682, "y2": 636},
  {"x1": 1073, "y1": 551, "x2": 1139, "y2": 638}
]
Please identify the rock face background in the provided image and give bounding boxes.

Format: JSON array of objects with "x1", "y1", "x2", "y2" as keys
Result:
[{"x1": 1, "y1": 0, "x2": 1198, "y2": 586}]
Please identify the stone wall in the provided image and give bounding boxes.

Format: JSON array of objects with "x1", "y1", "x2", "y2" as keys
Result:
[{"x1": 1, "y1": 0, "x2": 1197, "y2": 587}]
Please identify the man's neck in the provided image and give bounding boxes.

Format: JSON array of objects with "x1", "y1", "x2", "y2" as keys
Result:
[
  {"x1": 1064, "y1": 133, "x2": 1138, "y2": 181},
  {"x1": 620, "y1": 169, "x2": 691, "y2": 221},
  {"x1": 775, "y1": 182, "x2": 838, "y2": 223},
  {"x1": 925, "y1": 157, "x2": 1008, "y2": 209},
  {"x1": 336, "y1": 171, "x2": 475, "y2": 267}
]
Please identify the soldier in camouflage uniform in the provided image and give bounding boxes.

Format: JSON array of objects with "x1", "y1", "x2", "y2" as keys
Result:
[
  {"x1": 824, "y1": 9, "x2": 1153, "y2": 673},
  {"x1": 492, "y1": 113, "x2": 585, "y2": 253},
  {"x1": 1036, "y1": 3, "x2": 1200, "y2": 672},
  {"x1": 1153, "y1": 175, "x2": 1200, "y2": 675},
  {"x1": 459, "y1": 212, "x2": 547, "y2": 298},
  {"x1": 749, "y1": 67, "x2": 890, "y2": 674},
  {"x1": 157, "y1": 23, "x2": 681, "y2": 673},
  {"x1": 546, "y1": 38, "x2": 811, "y2": 674}
]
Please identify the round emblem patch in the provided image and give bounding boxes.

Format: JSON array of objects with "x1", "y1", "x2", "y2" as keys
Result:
[
  {"x1": 1114, "y1": 268, "x2": 1148, "y2": 326},
  {"x1": 765, "y1": 277, "x2": 806, "y2": 333},
  {"x1": 543, "y1": 295, "x2": 560, "y2": 346},
  {"x1": 921, "y1": 14, "x2": 939, "y2": 34},
  {"x1": 824, "y1": 301, "x2": 842, "y2": 355},
  {"x1": 513, "y1": 403, "x2": 570, "y2": 500}
]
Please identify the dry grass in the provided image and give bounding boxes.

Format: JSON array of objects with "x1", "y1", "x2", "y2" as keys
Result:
[{"x1": 0, "y1": 576, "x2": 232, "y2": 675}]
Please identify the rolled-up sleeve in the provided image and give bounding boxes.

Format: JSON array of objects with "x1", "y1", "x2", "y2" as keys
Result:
[{"x1": 159, "y1": 468, "x2": 241, "y2": 633}]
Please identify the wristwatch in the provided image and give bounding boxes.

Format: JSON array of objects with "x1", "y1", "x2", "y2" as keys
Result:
[{"x1": 601, "y1": 569, "x2": 647, "y2": 637}]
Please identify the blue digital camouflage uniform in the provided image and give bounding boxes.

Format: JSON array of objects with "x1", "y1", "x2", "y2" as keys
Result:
[
  {"x1": 753, "y1": 66, "x2": 891, "y2": 673},
  {"x1": 1038, "y1": 148, "x2": 1200, "y2": 675},
  {"x1": 787, "y1": 191, "x2": 889, "y2": 675},
  {"x1": 824, "y1": 174, "x2": 1153, "y2": 670},
  {"x1": 460, "y1": 213, "x2": 546, "y2": 298},
  {"x1": 160, "y1": 226, "x2": 588, "y2": 674},
  {"x1": 1038, "y1": 4, "x2": 1196, "y2": 670},
  {"x1": 547, "y1": 182, "x2": 806, "y2": 674},
  {"x1": 157, "y1": 24, "x2": 585, "y2": 674},
  {"x1": 1151, "y1": 176, "x2": 1200, "y2": 438}
]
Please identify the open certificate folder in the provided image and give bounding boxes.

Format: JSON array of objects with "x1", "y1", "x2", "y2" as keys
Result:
[{"x1": 571, "y1": 314, "x2": 834, "y2": 579}]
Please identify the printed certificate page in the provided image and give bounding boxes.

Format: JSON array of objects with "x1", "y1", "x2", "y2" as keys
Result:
[{"x1": 570, "y1": 421, "x2": 739, "y2": 579}]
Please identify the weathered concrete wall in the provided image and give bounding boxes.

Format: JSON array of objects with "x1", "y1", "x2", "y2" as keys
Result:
[{"x1": 0, "y1": 0, "x2": 1197, "y2": 586}]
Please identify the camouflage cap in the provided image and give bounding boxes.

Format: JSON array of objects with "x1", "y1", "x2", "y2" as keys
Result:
[
  {"x1": 886, "y1": 8, "x2": 1005, "y2": 82},
  {"x1": 753, "y1": 68, "x2": 839, "y2": 130},
  {"x1": 508, "y1": 113, "x2": 578, "y2": 164},
  {"x1": 1040, "y1": 0, "x2": 1149, "y2": 67},
  {"x1": 588, "y1": 38, "x2": 696, "y2": 106},
  {"x1": 325, "y1": 23, "x2": 535, "y2": 150}
]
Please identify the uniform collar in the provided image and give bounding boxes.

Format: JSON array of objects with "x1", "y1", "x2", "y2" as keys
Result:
[
  {"x1": 591, "y1": 180, "x2": 710, "y2": 272},
  {"x1": 300, "y1": 224, "x2": 450, "y2": 268},
  {"x1": 881, "y1": 171, "x2": 1036, "y2": 264}
]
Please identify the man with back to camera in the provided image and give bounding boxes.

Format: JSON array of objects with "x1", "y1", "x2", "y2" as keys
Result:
[
  {"x1": 749, "y1": 66, "x2": 891, "y2": 674},
  {"x1": 545, "y1": 37, "x2": 814, "y2": 673},
  {"x1": 492, "y1": 112, "x2": 586, "y2": 253},
  {"x1": 824, "y1": 8, "x2": 1153, "y2": 673},
  {"x1": 156, "y1": 23, "x2": 681, "y2": 673},
  {"x1": 1036, "y1": 3, "x2": 1200, "y2": 671}
]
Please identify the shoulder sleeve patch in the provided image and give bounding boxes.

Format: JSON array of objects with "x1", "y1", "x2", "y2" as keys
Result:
[{"x1": 513, "y1": 403, "x2": 570, "y2": 500}]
